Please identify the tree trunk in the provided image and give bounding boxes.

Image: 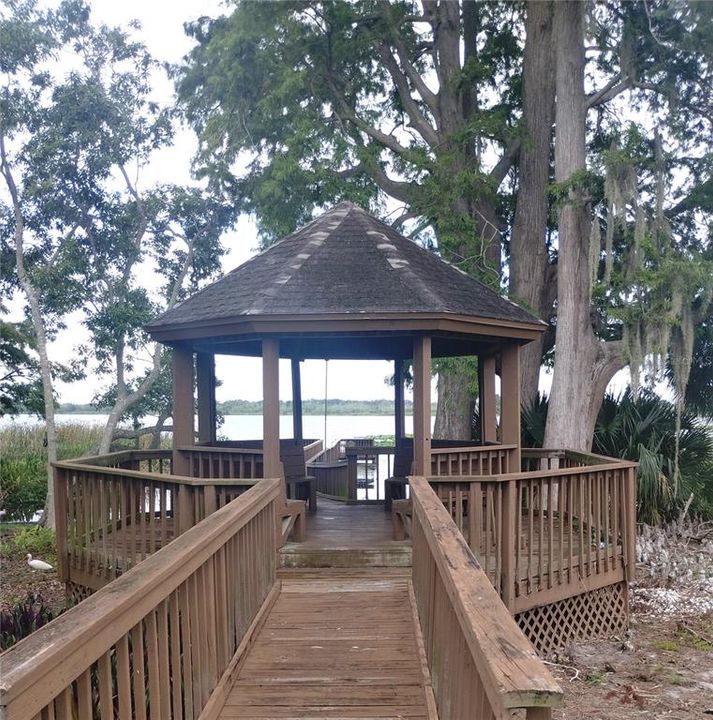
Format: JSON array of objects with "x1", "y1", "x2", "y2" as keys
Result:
[
  {"x1": 509, "y1": 0, "x2": 556, "y2": 407},
  {"x1": 97, "y1": 347, "x2": 163, "y2": 455},
  {"x1": 544, "y1": 1, "x2": 624, "y2": 451},
  {"x1": 434, "y1": 366, "x2": 474, "y2": 440},
  {"x1": 1, "y1": 136, "x2": 57, "y2": 528}
]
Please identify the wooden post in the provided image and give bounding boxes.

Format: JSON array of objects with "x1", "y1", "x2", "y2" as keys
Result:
[
  {"x1": 479, "y1": 355, "x2": 497, "y2": 444},
  {"x1": 501, "y1": 479, "x2": 516, "y2": 611},
  {"x1": 196, "y1": 353, "x2": 217, "y2": 445},
  {"x1": 346, "y1": 449, "x2": 358, "y2": 501},
  {"x1": 394, "y1": 359, "x2": 406, "y2": 445},
  {"x1": 53, "y1": 466, "x2": 69, "y2": 583},
  {"x1": 413, "y1": 336, "x2": 432, "y2": 476},
  {"x1": 500, "y1": 344, "x2": 521, "y2": 470},
  {"x1": 262, "y1": 339, "x2": 281, "y2": 479},
  {"x1": 172, "y1": 346, "x2": 194, "y2": 476},
  {"x1": 625, "y1": 465, "x2": 637, "y2": 581},
  {"x1": 291, "y1": 358, "x2": 303, "y2": 446}
]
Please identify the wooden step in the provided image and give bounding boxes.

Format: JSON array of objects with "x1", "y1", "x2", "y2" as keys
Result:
[{"x1": 278, "y1": 544, "x2": 412, "y2": 569}]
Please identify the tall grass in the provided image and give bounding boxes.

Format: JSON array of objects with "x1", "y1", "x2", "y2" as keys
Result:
[{"x1": 0, "y1": 423, "x2": 103, "y2": 520}]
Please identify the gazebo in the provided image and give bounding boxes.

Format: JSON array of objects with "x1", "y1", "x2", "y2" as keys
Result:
[
  {"x1": 11, "y1": 204, "x2": 637, "y2": 720},
  {"x1": 145, "y1": 202, "x2": 547, "y2": 485}
]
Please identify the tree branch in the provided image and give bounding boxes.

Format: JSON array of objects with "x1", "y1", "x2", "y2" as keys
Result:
[
  {"x1": 586, "y1": 73, "x2": 629, "y2": 109},
  {"x1": 489, "y1": 139, "x2": 521, "y2": 188},
  {"x1": 326, "y1": 75, "x2": 413, "y2": 158},
  {"x1": 378, "y1": 42, "x2": 440, "y2": 148}
]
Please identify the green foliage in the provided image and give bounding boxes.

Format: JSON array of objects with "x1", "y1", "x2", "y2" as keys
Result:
[
  {"x1": 521, "y1": 390, "x2": 713, "y2": 523},
  {"x1": 0, "y1": 423, "x2": 101, "y2": 520},
  {"x1": 0, "y1": 316, "x2": 43, "y2": 417},
  {"x1": 1, "y1": 1, "x2": 234, "y2": 442},
  {"x1": 175, "y1": 0, "x2": 521, "y2": 280},
  {"x1": 593, "y1": 390, "x2": 713, "y2": 522},
  {"x1": 9, "y1": 525, "x2": 56, "y2": 558}
]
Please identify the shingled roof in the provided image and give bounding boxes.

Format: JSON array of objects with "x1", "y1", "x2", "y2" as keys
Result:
[{"x1": 147, "y1": 203, "x2": 543, "y2": 337}]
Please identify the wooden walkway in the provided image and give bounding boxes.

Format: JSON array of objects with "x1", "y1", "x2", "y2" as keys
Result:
[
  {"x1": 279, "y1": 499, "x2": 412, "y2": 568},
  {"x1": 218, "y1": 572, "x2": 436, "y2": 718}
]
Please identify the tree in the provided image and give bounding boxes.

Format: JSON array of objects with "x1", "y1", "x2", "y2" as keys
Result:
[
  {"x1": 544, "y1": 0, "x2": 713, "y2": 450},
  {"x1": 177, "y1": 0, "x2": 712, "y2": 450},
  {"x1": 176, "y1": 0, "x2": 529, "y2": 437},
  {"x1": 1, "y1": 1, "x2": 233, "y2": 524}
]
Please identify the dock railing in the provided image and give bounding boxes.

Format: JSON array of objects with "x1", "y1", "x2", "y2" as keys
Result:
[
  {"x1": 410, "y1": 475, "x2": 562, "y2": 719},
  {"x1": 308, "y1": 438, "x2": 516, "y2": 502},
  {"x1": 0, "y1": 478, "x2": 281, "y2": 720},
  {"x1": 54, "y1": 448, "x2": 280, "y2": 591},
  {"x1": 426, "y1": 450, "x2": 638, "y2": 612}
]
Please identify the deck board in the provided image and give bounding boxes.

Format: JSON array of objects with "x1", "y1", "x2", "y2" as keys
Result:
[{"x1": 218, "y1": 575, "x2": 434, "y2": 719}]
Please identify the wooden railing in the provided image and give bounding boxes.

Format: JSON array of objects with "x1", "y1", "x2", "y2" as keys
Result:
[
  {"x1": 308, "y1": 439, "x2": 519, "y2": 502},
  {"x1": 178, "y1": 439, "x2": 323, "y2": 480},
  {"x1": 426, "y1": 453, "x2": 638, "y2": 612},
  {"x1": 178, "y1": 445, "x2": 265, "y2": 479},
  {"x1": 308, "y1": 442, "x2": 398, "y2": 502},
  {"x1": 410, "y1": 475, "x2": 562, "y2": 719},
  {"x1": 0, "y1": 478, "x2": 281, "y2": 720},
  {"x1": 54, "y1": 458, "x2": 262, "y2": 590},
  {"x1": 431, "y1": 443, "x2": 518, "y2": 477}
]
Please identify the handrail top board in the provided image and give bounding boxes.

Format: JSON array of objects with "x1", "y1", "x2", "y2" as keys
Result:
[
  {"x1": 68, "y1": 448, "x2": 172, "y2": 466},
  {"x1": 177, "y1": 444, "x2": 264, "y2": 454},
  {"x1": 425, "y1": 459, "x2": 637, "y2": 484},
  {"x1": 410, "y1": 475, "x2": 562, "y2": 711},
  {"x1": 52, "y1": 460, "x2": 263, "y2": 487},
  {"x1": 0, "y1": 478, "x2": 281, "y2": 716}
]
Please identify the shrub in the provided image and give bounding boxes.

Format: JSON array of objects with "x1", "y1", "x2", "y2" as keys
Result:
[
  {"x1": 0, "y1": 593, "x2": 59, "y2": 650},
  {"x1": 0, "y1": 423, "x2": 102, "y2": 520},
  {"x1": 10, "y1": 525, "x2": 56, "y2": 558},
  {"x1": 521, "y1": 390, "x2": 713, "y2": 523}
]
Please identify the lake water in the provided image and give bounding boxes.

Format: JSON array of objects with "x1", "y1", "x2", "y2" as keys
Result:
[{"x1": 3, "y1": 413, "x2": 423, "y2": 448}]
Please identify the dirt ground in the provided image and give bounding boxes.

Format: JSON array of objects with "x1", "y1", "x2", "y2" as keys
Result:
[
  {"x1": 552, "y1": 523, "x2": 713, "y2": 719},
  {"x1": 551, "y1": 611, "x2": 713, "y2": 719},
  {"x1": 0, "y1": 529, "x2": 65, "y2": 614}
]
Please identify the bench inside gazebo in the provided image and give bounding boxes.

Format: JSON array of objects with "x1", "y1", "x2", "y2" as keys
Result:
[{"x1": 0, "y1": 203, "x2": 636, "y2": 720}]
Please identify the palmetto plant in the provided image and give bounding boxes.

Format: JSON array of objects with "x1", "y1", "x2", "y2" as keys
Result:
[
  {"x1": 593, "y1": 390, "x2": 713, "y2": 524},
  {"x1": 521, "y1": 390, "x2": 713, "y2": 524}
]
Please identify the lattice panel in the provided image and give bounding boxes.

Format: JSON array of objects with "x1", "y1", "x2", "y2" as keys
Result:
[
  {"x1": 65, "y1": 581, "x2": 93, "y2": 606},
  {"x1": 516, "y1": 581, "x2": 628, "y2": 656}
]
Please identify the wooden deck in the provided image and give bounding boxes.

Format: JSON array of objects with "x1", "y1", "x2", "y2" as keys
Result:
[
  {"x1": 219, "y1": 573, "x2": 435, "y2": 718},
  {"x1": 279, "y1": 498, "x2": 412, "y2": 568}
]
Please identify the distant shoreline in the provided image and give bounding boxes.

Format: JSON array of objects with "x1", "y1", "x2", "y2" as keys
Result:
[{"x1": 55, "y1": 399, "x2": 437, "y2": 416}]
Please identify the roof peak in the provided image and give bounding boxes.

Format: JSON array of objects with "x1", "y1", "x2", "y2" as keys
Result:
[{"x1": 147, "y1": 202, "x2": 545, "y2": 335}]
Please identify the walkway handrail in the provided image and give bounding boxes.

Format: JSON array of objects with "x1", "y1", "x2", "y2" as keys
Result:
[
  {"x1": 0, "y1": 478, "x2": 281, "y2": 720},
  {"x1": 409, "y1": 475, "x2": 562, "y2": 719},
  {"x1": 53, "y1": 458, "x2": 265, "y2": 589}
]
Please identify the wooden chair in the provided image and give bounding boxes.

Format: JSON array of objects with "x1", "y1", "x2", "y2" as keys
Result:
[
  {"x1": 280, "y1": 442, "x2": 317, "y2": 512},
  {"x1": 384, "y1": 446, "x2": 413, "y2": 512}
]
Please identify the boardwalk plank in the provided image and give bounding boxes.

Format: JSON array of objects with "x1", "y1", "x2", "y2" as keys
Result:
[{"x1": 217, "y1": 576, "x2": 433, "y2": 719}]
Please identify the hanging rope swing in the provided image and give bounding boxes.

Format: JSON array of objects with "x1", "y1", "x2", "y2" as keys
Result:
[{"x1": 323, "y1": 359, "x2": 329, "y2": 450}]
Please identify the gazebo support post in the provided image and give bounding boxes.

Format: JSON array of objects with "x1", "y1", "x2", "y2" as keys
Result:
[
  {"x1": 196, "y1": 352, "x2": 217, "y2": 445},
  {"x1": 500, "y1": 344, "x2": 521, "y2": 469},
  {"x1": 394, "y1": 359, "x2": 405, "y2": 446},
  {"x1": 413, "y1": 336, "x2": 432, "y2": 475},
  {"x1": 262, "y1": 339, "x2": 281, "y2": 479},
  {"x1": 479, "y1": 355, "x2": 498, "y2": 445},
  {"x1": 291, "y1": 358, "x2": 303, "y2": 448},
  {"x1": 499, "y1": 344, "x2": 521, "y2": 609},
  {"x1": 172, "y1": 345, "x2": 194, "y2": 479}
]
